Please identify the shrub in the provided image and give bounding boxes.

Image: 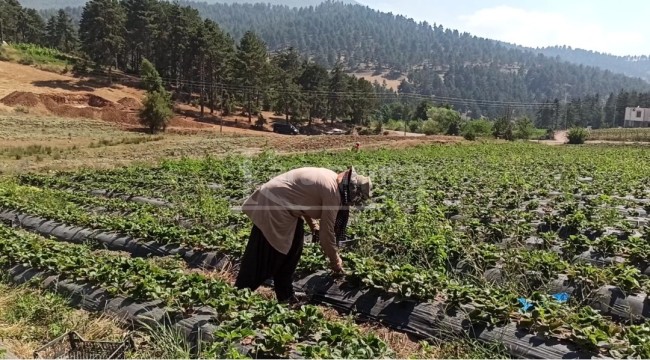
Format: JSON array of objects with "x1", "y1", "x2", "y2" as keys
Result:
[
  {"x1": 427, "y1": 106, "x2": 462, "y2": 135},
  {"x1": 462, "y1": 119, "x2": 493, "y2": 137},
  {"x1": 463, "y1": 129, "x2": 476, "y2": 141},
  {"x1": 384, "y1": 119, "x2": 405, "y2": 132},
  {"x1": 140, "y1": 90, "x2": 173, "y2": 134},
  {"x1": 543, "y1": 128, "x2": 555, "y2": 140},
  {"x1": 567, "y1": 127, "x2": 588, "y2": 144},
  {"x1": 446, "y1": 121, "x2": 461, "y2": 136},
  {"x1": 492, "y1": 117, "x2": 510, "y2": 138},
  {"x1": 514, "y1": 117, "x2": 534, "y2": 140},
  {"x1": 374, "y1": 121, "x2": 383, "y2": 134},
  {"x1": 14, "y1": 106, "x2": 29, "y2": 114},
  {"x1": 504, "y1": 125, "x2": 515, "y2": 141},
  {"x1": 409, "y1": 121, "x2": 421, "y2": 133},
  {"x1": 421, "y1": 119, "x2": 441, "y2": 135},
  {"x1": 140, "y1": 58, "x2": 163, "y2": 92}
]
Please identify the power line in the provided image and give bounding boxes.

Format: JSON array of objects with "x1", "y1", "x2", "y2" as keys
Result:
[{"x1": 80, "y1": 70, "x2": 556, "y2": 110}]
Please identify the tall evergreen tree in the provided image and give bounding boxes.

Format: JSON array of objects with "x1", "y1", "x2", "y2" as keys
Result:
[
  {"x1": 272, "y1": 47, "x2": 303, "y2": 121},
  {"x1": 234, "y1": 31, "x2": 269, "y2": 121},
  {"x1": 603, "y1": 92, "x2": 616, "y2": 128},
  {"x1": 298, "y1": 60, "x2": 329, "y2": 125},
  {"x1": 327, "y1": 62, "x2": 349, "y2": 123},
  {"x1": 348, "y1": 77, "x2": 376, "y2": 125},
  {"x1": 0, "y1": 0, "x2": 23, "y2": 43},
  {"x1": 47, "y1": 9, "x2": 77, "y2": 52},
  {"x1": 122, "y1": 0, "x2": 156, "y2": 72},
  {"x1": 18, "y1": 8, "x2": 45, "y2": 44},
  {"x1": 79, "y1": 0, "x2": 126, "y2": 79}
]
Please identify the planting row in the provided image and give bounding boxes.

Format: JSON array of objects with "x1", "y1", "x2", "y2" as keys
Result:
[
  {"x1": 4, "y1": 204, "x2": 650, "y2": 358},
  {"x1": 0, "y1": 225, "x2": 392, "y2": 359},
  {"x1": 8, "y1": 143, "x2": 650, "y2": 358},
  {"x1": 0, "y1": 222, "x2": 636, "y2": 359}
]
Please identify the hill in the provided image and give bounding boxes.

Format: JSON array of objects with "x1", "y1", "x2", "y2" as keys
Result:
[
  {"x1": 534, "y1": 46, "x2": 650, "y2": 83},
  {"x1": 19, "y1": 0, "x2": 357, "y2": 10},
  {"x1": 24, "y1": 0, "x2": 650, "y2": 120}
]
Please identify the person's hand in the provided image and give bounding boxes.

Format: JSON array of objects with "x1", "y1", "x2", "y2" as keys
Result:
[{"x1": 329, "y1": 255, "x2": 344, "y2": 274}]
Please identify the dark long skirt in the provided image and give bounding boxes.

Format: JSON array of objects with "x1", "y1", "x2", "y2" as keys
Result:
[{"x1": 234, "y1": 218, "x2": 305, "y2": 302}]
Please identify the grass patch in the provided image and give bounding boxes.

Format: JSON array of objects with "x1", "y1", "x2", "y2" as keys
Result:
[
  {"x1": 0, "y1": 280, "x2": 124, "y2": 358},
  {"x1": 88, "y1": 135, "x2": 165, "y2": 148},
  {"x1": 3, "y1": 44, "x2": 77, "y2": 73},
  {"x1": 588, "y1": 128, "x2": 650, "y2": 142}
]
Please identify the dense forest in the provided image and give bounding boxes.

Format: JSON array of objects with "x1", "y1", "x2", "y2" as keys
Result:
[
  {"x1": 31, "y1": 1, "x2": 650, "y2": 119},
  {"x1": 17, "y1": 0, "x2": 356, "y2": 10},
  {"x1": 533, "y1": 46, "x2": 650, "y2": 83},
  {"x1": 3, "y1": 0, "x2": 650, "y2": 125}
]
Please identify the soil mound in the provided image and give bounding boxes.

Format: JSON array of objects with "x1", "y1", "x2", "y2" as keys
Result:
[
  {"x1": 0, "y1": 91, "x2": 40, "y2": 107},
  {"x1": 0, "y1": 91, "x2": 139, "y2": 125},
  {"x1": 117, "y1": 97, "x2": 141, "y2": 109}
]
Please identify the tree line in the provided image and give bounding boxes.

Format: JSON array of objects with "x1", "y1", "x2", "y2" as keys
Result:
[
  {"x1": 33, "y1": 0, "x2": 650, "y2": 120},
  {"x1": 4, "y1": 0, "x2": 650, "y2": 129},
  {"x1": 535, "y1": 90, "x2": 650, "y2": 129}
]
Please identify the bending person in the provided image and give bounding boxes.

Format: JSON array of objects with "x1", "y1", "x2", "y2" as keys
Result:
[{"x1": 236, "y1": 166, "x2": 372, "y2": 304}]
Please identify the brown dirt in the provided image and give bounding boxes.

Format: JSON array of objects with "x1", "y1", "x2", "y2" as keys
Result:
[
  {"x1": 349, "y1": 70, "x2": 405, "y2": 91},
  {"x1": 117, "y1": 97, "x2": 141, "y2": 109},
  {"x1": 0, "y1": 61, "x2": 144, "y2": 102},
  {"x1": 0, "y1": 91, "x2": 40, "y2": 107},
  {"x1": 0, "y1": 91, "x2": 144, "y2": 126}
]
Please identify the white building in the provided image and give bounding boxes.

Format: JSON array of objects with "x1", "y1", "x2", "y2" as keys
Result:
[{"x1": 624, "y1": 107, "x2": 650, "y2": 128}]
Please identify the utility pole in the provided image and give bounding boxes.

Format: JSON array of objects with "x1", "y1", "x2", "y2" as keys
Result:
[
  {"x1": 247, "y1": 91, "x2": 252, "y2": 124},
  {"x1": 612, "y1": 96, "x2": 618, "y2": 128}
]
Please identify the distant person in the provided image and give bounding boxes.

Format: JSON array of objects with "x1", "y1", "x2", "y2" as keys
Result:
[
  {"x1": 352, "y1": 142, "x2": 361, "y2": 152},
  {"x1": 236, "y1": 167, "x2": 372, "y2": 304}
]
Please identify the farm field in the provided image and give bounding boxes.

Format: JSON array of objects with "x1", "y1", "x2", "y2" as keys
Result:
[
  {"x1": 1, "y1": 141, "x2": 650, "y2": 358},
  {"x1": 588, "y1": 128, "x2": 650, "y2": 143}
]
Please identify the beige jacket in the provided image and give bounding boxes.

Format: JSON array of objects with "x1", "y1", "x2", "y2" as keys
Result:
[{"x1": 241, "y1": 167, "x2": 341, "y2": 264}]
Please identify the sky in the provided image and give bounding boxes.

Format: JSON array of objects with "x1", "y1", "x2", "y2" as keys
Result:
[{"x1": 356, "y1": 0, "x2": 649, "y2": 56}]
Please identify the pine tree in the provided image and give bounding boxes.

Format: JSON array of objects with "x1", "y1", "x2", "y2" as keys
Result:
[
  {"x1": 272, "y1": 47, "x2": 303, "y2": 122},
  {"x1": 79, "y1": 0, "x2": 126, "y2": 79},
  {"x1": 139, "y1": 58, "x2": 172, "y2": 133},
  {"x1": 603, "y1": 93, "x2": 616, "y2": 128},
  {"x1": 0, "y1": 0, "x2": 23, "y2": 43},
  {"x1": 327, "y1": 62, "x2": 349, "y2": 123},
  {"x1": 235, "y1": 31, "x2": 269, "y2": 121},
  {"x1": 18, "y1": 8, "x2": 46, "y2": 45},
  {"x1": 536, "y1": 102, "x2": 554, "y2": 129},
  {"x1": 348, "y1": 77, "x2": 376, "y2": 125},
  {"x1": 47, "y1": 10, "x2": 77, "y2": 52},
  {"x1": 298, "y1": 60, "x2": 329, "y2": 125},
  {"x1": 122, "y1": 0, "x2": 156, "y2": 72},
  {"x1": 140, "y1": 58, "x2": 163, "y2": 92}
]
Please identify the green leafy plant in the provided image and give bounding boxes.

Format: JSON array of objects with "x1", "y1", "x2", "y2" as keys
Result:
[{"x1": 568, "y1": 127, "x2": 589, "y2": 144}]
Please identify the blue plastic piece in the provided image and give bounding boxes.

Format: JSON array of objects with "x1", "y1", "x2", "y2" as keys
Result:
[
  {"x1": 517, "y1": 297, "x2": 533, "y2": 312},
  {"x1": 552, "y1": 292, "x2": 569, "y2": 303}
]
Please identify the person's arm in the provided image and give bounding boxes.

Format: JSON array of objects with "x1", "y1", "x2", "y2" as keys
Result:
[
  {"x1": 303, "y1": 215, "x2": 319, "y2": 232},
  {"x1": 319, "y1": 203, "x2": 343, "y2": 273}
]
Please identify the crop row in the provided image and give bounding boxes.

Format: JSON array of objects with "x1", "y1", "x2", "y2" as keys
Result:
[
  {"x1": 0, "y1": 224, "x2": 392, "y2": 359},
  {"x1": 4, "y1": 197, "x2": 650, "y2": 357},
  {"x1": 7, "y1": 143, "x2": 650, "y2": 357},
  {"x1": 7, "y1": 178, "x2": 650, "y2": 299}
]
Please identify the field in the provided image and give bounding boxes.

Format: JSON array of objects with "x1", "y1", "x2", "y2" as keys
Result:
[
  {"x1": 588, "y1": 128, "x2": 650, "y2": 142},
  {"x1": 0, "y1": 141, "x2": 649, "y2": 358}
]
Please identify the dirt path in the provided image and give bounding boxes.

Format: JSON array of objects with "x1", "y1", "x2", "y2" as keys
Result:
[{"x1": 534, "y1": 130, "x2": 567, "y2": 146}]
